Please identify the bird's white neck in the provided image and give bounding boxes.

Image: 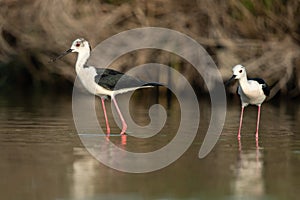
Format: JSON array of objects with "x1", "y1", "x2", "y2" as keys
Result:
[
  {"x1": 75, "y1": 50, "x2": 90, "y2": 74},
  {"x1": 237, "y1": 72, "x2": 250, "y2": 91}
]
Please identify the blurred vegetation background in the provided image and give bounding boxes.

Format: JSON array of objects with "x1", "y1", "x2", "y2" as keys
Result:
[{"x1": 0, "y1": 0, "x2": 299, "y2": 97}]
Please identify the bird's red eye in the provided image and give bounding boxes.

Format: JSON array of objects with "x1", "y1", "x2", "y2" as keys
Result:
[
  {"x1": 75, "y1": 43, "x2": 80, "y2": 47},
  {"x1": 239, "y1": 70, "x2": 242, "y2": 73}
]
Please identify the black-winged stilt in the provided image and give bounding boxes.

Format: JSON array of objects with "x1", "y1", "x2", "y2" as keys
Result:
[
  {"x1": 51, "y1": 38, "x2": 161, "y2": 135},
  {"x1": 226, "y1": 64, "x2": 270, "y2": 139}
]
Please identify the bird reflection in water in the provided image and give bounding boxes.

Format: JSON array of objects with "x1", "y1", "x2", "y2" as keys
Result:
[
  {"x1": 233, "y1": 138, "x2": 264, "y2": 197},
  {"x1": 105, "y1": 134, "x2": 127, "y2": 147}
]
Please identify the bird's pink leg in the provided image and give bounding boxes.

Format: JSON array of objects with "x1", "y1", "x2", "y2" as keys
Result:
[
  {"x1": 255, "y1": 105, "x2": 261, "y2": 140},
  {"x1": 101, "y1": 97, "x2": 110, "y2": 135},
  {"x1": 238, "y1": 106, "x2": 244, "y2": 139},
  {"x1": 121, "y1": 134, "x2": 127, "y2": 146},
  {"x1": 112, "y1": 97, "x2": 127, "y2": 135}
]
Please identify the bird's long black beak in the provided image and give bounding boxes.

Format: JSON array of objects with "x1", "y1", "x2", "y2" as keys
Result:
[
  {"x1": 225, "y1": 75, "x2": 236, "y2": 86},
  {"x1": 49, "y1": 49, "x2": 73, "y2": 63}
]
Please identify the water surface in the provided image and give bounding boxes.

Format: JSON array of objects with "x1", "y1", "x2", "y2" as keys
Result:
[{"x1": 0, "y1": 93, "x2": 299, "y2": 200}]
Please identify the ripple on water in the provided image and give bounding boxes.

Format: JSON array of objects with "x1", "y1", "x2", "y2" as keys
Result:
[{"x1": 0, "y1": 116, "x2": 76, "y2": 145}]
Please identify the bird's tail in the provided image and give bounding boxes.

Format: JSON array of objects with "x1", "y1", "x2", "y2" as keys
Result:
[{"x1": 142, "y1": 82, "x2": 164, "y2": 87}]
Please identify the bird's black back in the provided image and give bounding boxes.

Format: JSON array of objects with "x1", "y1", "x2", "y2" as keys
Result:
[
  {"x1": 92, "y1": 67, "x2": 161, "y2": 91},
  {"x1": 249, "y1": 78, "x2": 270, "y2": 96}
]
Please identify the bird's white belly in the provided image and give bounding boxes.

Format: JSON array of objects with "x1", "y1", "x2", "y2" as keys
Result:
[
  {"x1": 238, "y1": 87, "x2": 266, "y2": 106},
  {"x1": 77, "y1": 68, "x2": 112, "y2": 96}
]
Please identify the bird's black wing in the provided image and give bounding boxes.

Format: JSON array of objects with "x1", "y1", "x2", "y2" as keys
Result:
[
  {"x1": 249, "y1": 78, "x2": 266, "y2": 85},
  {"x1": 249, "y1": 78, "x2": 270, "y2": 96},
  {"x1": 93, "y1": 68, "x2": 149, "y2": 91}
]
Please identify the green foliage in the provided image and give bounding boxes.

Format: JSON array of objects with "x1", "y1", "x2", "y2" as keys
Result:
[
  {"x1": 241, "y1": 0, "x2": 256, "y2": 15},
  {"x1": 263, "y1": 0, "x2": 273, "y2": 10},
  {"x1": 0, "y1": 0, "x2": 298, "y2": 95},
  {"x1": 102, "y1": 0, "x2": 132, "y2": 5},
  {"x1": 74, "y1": 0, "x2": 132, "y2": 5},
  {"x1": 240, "y1": 0, "x2": 289, "y2": 15}
]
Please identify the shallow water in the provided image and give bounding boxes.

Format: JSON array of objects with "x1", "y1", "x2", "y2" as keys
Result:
[{"x1": 0, "y1": 92, "x2": 299, "y2": 200}]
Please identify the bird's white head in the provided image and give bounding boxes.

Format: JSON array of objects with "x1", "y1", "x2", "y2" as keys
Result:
[
  {"x1": 225, "y1": 64, "x2": 247, "y2": 85},
  {"x1": 50, "y1": 38, "x2": 91, "y2": 62},
  {"x1": 232, "y1": 64, "x2": 246, "y2": 80},
  {"x1": 70, "y1": 38, "x2": 91, "y2": 53}
]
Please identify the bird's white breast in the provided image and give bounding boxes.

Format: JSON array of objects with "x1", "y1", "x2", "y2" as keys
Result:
[
  {"x1": 246, "y1": 80, "x2": 264, "y2": 96},
  {"x1": 77, "y1": 67, "x2": 112, "y2": 96},
  {"x1": 238, "y1": 80, "x2": 266, "y2": 106}
]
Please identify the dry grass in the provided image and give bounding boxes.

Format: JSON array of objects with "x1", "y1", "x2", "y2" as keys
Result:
[{"x1": 0, "y1": 0, "x2": 299, "y2": 97}]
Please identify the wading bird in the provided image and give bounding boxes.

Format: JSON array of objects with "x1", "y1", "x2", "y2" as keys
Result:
[
  {"x1": 226, "y1": 64, "x2": 270, "y2": 140},
  {"x1": 51, "y1": 38, "x2": 161, "y2": 135}
]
